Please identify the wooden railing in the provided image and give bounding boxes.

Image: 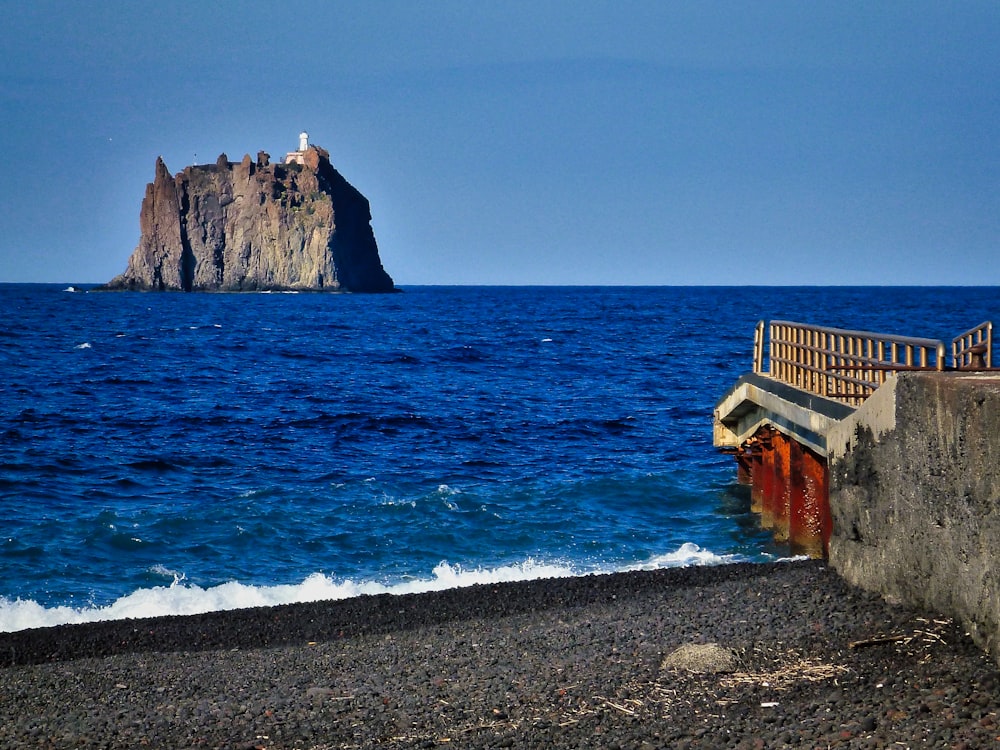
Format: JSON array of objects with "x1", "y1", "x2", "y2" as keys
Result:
[
  {"x1": 953, "y1": 321, "x2": 993, "y2": 370},
  {"x1": 753, "y1": 320, "x2": 948, "y2": 407}
]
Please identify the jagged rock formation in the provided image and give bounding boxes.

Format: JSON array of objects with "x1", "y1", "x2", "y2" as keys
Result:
[{"x1": 103, "y1": 146, "x2": 394, "y2": 292}]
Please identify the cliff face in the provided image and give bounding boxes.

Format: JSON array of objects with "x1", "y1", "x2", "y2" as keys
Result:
[{"x1": 104, "y1": 146, "x2": 394, "y2": 292}]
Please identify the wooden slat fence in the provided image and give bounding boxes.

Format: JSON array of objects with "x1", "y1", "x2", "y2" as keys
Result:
[{"x1": 753, "y1": 320, "x2": 948, "y2": 407}]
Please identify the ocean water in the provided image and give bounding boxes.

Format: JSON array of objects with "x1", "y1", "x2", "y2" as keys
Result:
[{"x1": 1, "y1": 284, "x2": 996, "y2": 632}]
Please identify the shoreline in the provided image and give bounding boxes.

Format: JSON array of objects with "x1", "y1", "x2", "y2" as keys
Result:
[
  {"x1": 3, "y1": 560, "x2": 998, "y2": 748},
  {"x1": 0, "y1": 560, "x2": 779, "y2": 665}
]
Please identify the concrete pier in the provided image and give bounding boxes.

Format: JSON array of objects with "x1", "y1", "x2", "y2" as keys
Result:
[
  {"x1": 714, "y1": 318, "x2": 1000, "y2": 661},
  {"x1": 713, "y1": 372, "x2": 851, "y2": 555}
]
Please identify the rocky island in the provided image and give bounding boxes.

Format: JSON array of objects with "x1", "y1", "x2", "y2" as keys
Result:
[{"x1": 103, "y1": 134, "x2": 395, "y2": 292}]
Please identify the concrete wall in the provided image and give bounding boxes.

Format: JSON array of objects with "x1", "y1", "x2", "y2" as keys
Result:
[{"x1": 828, "y1": 372, "x2": 1000, "y2": 659}]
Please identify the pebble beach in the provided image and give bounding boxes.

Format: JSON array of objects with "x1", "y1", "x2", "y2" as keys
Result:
[{"x1": 2, "y1": 560, "x2": 998, "y2": 749}]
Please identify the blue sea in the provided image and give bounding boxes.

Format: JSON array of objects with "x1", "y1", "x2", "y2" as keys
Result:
[{"x1": 1, "y1": 284, "x2": 996, "y2": 632}]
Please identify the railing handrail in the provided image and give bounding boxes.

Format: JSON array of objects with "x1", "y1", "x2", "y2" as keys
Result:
[{"x1": 769, "y1": 319, "x2": 945, "y2": 351}]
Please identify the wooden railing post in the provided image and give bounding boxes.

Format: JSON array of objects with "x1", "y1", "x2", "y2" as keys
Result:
[{"x1": 753, "y1": 320, "x2": 765, "y2": 373}]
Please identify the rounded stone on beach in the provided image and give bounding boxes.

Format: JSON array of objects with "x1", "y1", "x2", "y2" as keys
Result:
[{"x1": 660, "y1": 642, "x2": 739, "y2": 673}]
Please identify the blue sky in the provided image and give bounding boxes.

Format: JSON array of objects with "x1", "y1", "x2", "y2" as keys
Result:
[{"x1": 1, "y1": 1, "x2": 998, "y2": 285}]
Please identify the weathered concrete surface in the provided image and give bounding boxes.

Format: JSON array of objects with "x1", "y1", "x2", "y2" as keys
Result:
[
  {"x1": 714, "y1": 372, "x2": 854, "y2": 456},
  {"x1": 828, "y1": 372, "x2": 1000, "y2": 660}
]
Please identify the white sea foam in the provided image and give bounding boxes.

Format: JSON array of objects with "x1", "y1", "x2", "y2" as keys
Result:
[
  {"x1": 623, "y1": 542, "x2": 741, "y2": 570},
  {"x1": 74, "y1": 342, "x2": 92, "y2": 349},
  {"x1": 774, "y1": 554, "x2": 811, "y2": 564},
  {"x1": 0, "y1": 544, "x2": 743, "y2": 633}
]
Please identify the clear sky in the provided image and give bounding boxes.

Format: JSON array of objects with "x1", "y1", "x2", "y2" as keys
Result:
[{"x1": 2, "y1": 1, "x2": 998, "y2": 285}]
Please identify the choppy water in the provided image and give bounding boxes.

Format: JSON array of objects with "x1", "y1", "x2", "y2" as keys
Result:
[{"x1": 1, "y1": 284, "x2": 996, "y2": 631}]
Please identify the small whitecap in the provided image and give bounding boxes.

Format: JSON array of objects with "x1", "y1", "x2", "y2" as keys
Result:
[
  {"x1": 379, "y1": 497, "x2": 417, "y2": 508},
  {"x1": 541, "y1": 338, "x2": 553, "y2": 343},
  {"x1": 773, "y1": 554, "x2": 810, "y2": 563},
  {"x1": 148, "y1": 565, "x2": 186, "y2": 586},
  {"x1": 74, "y1": 342, "x2": 92, "y2": 350}
]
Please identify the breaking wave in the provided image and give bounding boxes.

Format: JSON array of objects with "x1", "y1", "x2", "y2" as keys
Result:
[{"x1": 0, "y1": 544, "x2": 738, "y2": 632}]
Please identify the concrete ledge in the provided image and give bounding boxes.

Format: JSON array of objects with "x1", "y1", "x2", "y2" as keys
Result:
[
  {"x1": 714, "y1": 372, "x2": 854, "y2": 455},
  {"x1": 828, "y1": 372, "x2": 1000, "y2": 661}
]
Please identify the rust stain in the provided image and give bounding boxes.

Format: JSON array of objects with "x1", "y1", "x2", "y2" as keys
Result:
[{"x1": 738, "y1": 428, "x2": 830, "y2": 558}]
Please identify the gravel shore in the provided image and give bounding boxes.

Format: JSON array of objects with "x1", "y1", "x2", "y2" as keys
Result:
[{"x1": 2, "y1": 560, "x2": 998, "y2": 749}]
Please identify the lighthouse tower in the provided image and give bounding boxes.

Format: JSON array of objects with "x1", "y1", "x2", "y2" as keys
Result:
[{"x1": 284, "y1": 131, "x2": 311, "y2": 165}]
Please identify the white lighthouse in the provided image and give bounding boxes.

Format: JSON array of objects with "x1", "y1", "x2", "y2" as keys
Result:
[{"x1": 284, "y1": 131, "x2": 311, "y2": 165}]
